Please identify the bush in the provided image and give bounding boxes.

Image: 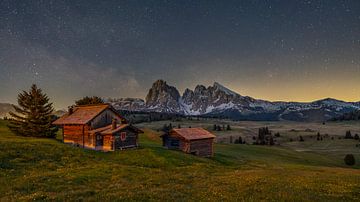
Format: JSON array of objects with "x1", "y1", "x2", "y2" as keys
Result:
[
  {"x1": 354, "y1": 134, "x2": 359, "y2": 140},
  {"x1": 344, "y1": 154, "x2": 355, "y2": 166},
  {"x1": 299, "y1": 136, "x2": 304, "y2": 142},
  {"x1": 274, "y1": 132, "x2": 280, "y2": 137}
]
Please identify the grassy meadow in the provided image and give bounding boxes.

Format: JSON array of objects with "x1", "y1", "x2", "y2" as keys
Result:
[{"x1": 1, "y1": 119, "x2": 360, "y2": 201}]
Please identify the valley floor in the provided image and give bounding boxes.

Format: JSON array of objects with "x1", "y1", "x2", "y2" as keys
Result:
[{"x1": 1, "y1": 119, "x2": 360, "y2": 201}]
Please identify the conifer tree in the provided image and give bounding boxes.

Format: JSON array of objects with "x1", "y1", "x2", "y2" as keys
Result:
[
  {"x1": 226, "y1": 124, "x2": 231, "y2": 130},
  {"x1": 213, "y1": 124, "x2": 217, "y2": 131},
  {"x1": 8, "y1": 84, "x2": 57, "y2": 137},
  {"x1": 75, "y1": 96, "x2": 104, "y2": 105}
]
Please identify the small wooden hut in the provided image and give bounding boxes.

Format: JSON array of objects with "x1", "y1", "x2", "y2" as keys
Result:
[
  {"x1": 53, "y1": 104, "x2": 143, "y2": 151},
  {"x1": 161, "y1": 128, "x2": 216, "y2": 157}
]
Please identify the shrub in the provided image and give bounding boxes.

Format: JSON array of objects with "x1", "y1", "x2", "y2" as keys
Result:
[
  {"x1": 299, "y1": 136, "x2": 304, "y2": 142},
  {"x1": 344, "y1": 154, "x2": 355, "y2": 166},
  {"x1": 354, "y1": 134, "x2": 359, "y2": 140},
  {"x1": 274, "y1": 132, "x2": 280, "y2": 137}
]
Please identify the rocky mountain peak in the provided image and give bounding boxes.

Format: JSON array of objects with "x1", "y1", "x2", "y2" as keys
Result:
[
  {"x1": 194, "y1": 85, "x2": 207, "y2": 94},
  {"x1": 212, "y1": 82, "x2": 239, "y2": 96},
  {"x1": 145, "y1": 80, "x2": 181, "y2": 113}
]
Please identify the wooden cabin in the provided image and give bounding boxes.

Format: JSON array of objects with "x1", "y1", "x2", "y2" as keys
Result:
[
  {"x1": 161, "y1": 128, "x2": 216, "y2": 157},
  {"x1": 53, "y1": 104, "x2": 143, "y2": 151}
]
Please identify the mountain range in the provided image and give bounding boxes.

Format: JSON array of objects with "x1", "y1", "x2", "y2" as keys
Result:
[
  {"x1": 108, "y1": 80, "x2": 360, "y2": 122},
  {"x1": 1, "y1": 80, "x2": 359, "y2": 122}
]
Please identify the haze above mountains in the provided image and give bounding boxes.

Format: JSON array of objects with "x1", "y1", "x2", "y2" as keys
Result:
[{"x1": 1, "y1": 80, "x2": 359, "y2": 121}]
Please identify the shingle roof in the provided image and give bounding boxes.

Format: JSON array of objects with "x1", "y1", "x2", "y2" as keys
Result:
[
  {"x1": 88, "y1": 124, "x2": 143, "y2": 135},
  {"x1": 53, "y1": 104, "x2": 124, "y2": 125},
  {"x1": 172, "y1": 128, "x2": 216, "y2": 140}
]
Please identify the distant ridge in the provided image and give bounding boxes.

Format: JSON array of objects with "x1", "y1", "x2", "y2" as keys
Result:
[
  {"x1": 0, "y1": 103, "x2": 14, "y2": 118},
  {"x1": 107, "y1": 80, "x2": 360, "y2": 122}
]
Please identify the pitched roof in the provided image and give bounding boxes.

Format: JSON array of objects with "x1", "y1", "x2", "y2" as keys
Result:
[
  {"x1": 53, "y1": 104, "x2": 124, "y2": 125},
  {"x1": 171, "y1": 128, "x2": 216, "y2": 141},
  {"x1": 88, "y1": 124, "x2": 143, "y2": 135}
]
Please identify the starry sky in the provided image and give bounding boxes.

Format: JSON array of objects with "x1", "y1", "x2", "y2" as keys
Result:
[{"x1": 0, "y1": 0, "x2": 359, "y2": 109}]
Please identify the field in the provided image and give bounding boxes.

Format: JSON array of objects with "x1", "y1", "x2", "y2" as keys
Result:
[{"x1": 1, "y1": 119, "x2": 360, "y2": 201}]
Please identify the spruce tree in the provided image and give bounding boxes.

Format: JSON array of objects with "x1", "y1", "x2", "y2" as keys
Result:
[
  {"x1": 75, "y1": 96, "x2": 104, "y2": 105},
  {"x1": 7, "y1": 84, "x2": 57, "y2": 137},
  {"x1": 226, "y1": 124, "x2": 231, "y2": 130},
  {"x1": 213, "y1": 124, "x2": 217, "y2": 131}
]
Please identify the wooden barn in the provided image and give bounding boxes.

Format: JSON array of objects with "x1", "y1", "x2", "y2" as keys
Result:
[
  {"x1": 161, "y1": 128, "x2": 216, "y2": 157},
  {"x1": 53, "y1": 104, "x2": 143, "y2": 151}
]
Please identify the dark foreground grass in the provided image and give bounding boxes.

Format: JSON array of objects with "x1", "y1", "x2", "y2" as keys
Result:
[{"x1": 1, "y1": 120, "x2": 360, "y2": 201}]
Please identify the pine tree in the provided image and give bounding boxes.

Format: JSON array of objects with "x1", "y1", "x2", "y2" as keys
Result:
[
  {"x1": 226, "y1": 124, "x2": 231, "y2": 130},
  {"x1": 345, "y1": 130, "x2": 353, "y2": 139},
  {"x1": 162, "y1": 124, "x2": 169, "y2": 132},
  {"x1": 213, "y1": 124, "x2": 217, "y2": 131},
  {"x1": 75, "y1": 96, "x2": 104, "y2": 105},
  {"x1": 7, "y1": 84, "x2": 57, "y2": 137}
]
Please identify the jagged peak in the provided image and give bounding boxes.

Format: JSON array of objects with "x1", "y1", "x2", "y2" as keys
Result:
[
  {"x1": 194, "y1": 84, "x2": 206, "y2": 92},
  {"x1": 152, "y1": 79, "x2": 167, "y2": 87},
  {"x1": 212, "y1": 82, "x2": 239, "y2": 96},
  {"x1": 183, "y1": 88, "x2": 193, "y2": 94}
]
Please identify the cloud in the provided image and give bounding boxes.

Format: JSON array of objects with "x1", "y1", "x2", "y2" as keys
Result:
[{"x1": 0, "y1": 32, "x2": 144, "y2": 108}]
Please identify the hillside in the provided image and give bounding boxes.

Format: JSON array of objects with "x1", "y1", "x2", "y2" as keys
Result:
[
  {"x1": 331, "y1": 110, "x2": 360, "y2": 121},
  {"x1": 1, "y1": 119, "x2": 360, "y2": 201}
]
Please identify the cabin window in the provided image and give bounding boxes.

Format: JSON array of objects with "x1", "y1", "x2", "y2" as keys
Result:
[{"x1": 120, "y1": 132, "x2": 127, "y2": 141}]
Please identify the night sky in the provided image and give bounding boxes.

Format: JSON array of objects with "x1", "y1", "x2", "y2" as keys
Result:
[{"x1": 0, "y1": 0, "x2": 359, "y2": 109}]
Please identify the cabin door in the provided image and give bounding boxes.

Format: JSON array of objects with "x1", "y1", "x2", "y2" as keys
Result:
[{"x1": 96, "y1": 133, "x2": 103, "y2": 146}]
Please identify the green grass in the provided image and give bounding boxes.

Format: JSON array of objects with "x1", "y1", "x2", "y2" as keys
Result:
[{"x1": 1, "y1": 119, "x2": 360, "y2": 201}]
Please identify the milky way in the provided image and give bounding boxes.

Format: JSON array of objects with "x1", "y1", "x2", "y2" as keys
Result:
[{"x1": 0, "y1": 0, "x2": 359, "y2": 108}]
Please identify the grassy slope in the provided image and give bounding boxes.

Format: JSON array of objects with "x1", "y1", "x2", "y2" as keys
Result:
[{"x1": 1, "y1": 120, "x2": 360, "y2": 201}]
